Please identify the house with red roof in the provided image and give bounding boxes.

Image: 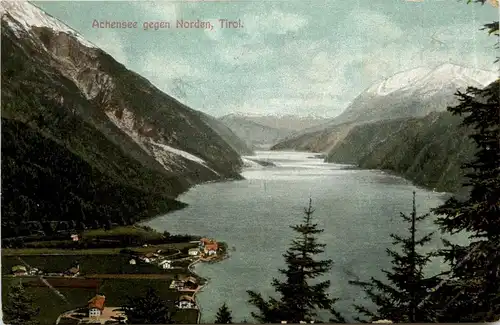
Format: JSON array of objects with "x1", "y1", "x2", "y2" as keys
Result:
[
  {"x1": 88, "y1": 294, "x2": 106, "y2": 318},
  {"x1": 203, "y1": 242, "x2": 218, "y2": 256}
]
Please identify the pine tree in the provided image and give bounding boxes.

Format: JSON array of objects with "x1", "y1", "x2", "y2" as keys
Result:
[
  {"x1": 121, "y1": 287, "x2": 175, "y2": 324},
  {"x1": 215, "y1": 302, "x2": 233, "y2": 324},
  {"x1": 3, "y1": 282, "x2": 40, "y2": 325},
  {"x1": 429, "y1": 80, "x2": 500, "y2": 321},
  {"x1": 247, "y1": 199, "x2": 344, "y2": 323},
  {"x1": 426, "y1": 1, "x2": 499, "y2": 320},
  {"x1": 349, "y1": 191, "x2": 440, "y2": 323}
]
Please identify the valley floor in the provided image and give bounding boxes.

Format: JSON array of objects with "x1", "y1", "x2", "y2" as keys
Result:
[{"x1": 2, "y1": 227, "x2": 228, "y2": 325}]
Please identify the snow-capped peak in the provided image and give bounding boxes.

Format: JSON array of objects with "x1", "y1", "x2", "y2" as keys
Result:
[
  {"x1": 367, "y1": 67, "x2": 433, "y2": 96},
  {"x1": 366, "y1": 63, "x2": 498, "y2": 97},
  {"x1": 413, "y1": 63, "x2": 498, "y2": 93},
  {"x1": 1, "y1": 1, "x2": 96, "y2": 48}
]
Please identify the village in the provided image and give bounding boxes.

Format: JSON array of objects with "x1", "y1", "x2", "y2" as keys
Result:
[{"x1": 5, "y1": 236, "x2": 225, "y2": 325}]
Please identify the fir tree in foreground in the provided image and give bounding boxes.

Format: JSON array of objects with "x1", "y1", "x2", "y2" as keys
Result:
[
  {"x1": 3, "y1": 282, "x2": 40, "y2": 325},
  {"x1": 215, "y1": 302, "x2": 233, "y2": 323},
  {"x1": 429, "y1": 80, "x2": 500, "y2": 322},
  {"x1": 121, "y1": 287, "x2": 175, "y2": 324},
  {"x1": 349, "y1": 191, "x2": 440, "y2": 323},
  {"x1": 427, "y1": 2, "x2": 499, "y2": 320},
  {"x1": 247, "y1": 199, "x2": 345, "y2": 323}
]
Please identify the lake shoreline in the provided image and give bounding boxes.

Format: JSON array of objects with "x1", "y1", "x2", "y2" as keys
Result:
[
  {"x1": 187, "y1": 243, "x2": 230, "y2": 323},
  {"x1": 144, "y1": 151, "x2": 451, "y2": 322},
  {"x1": 139, "y1": 175, "x2": 247, "y2": 225}
]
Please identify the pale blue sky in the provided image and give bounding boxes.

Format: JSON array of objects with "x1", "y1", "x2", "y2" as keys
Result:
[{"x1": 36, "y1": 0, "x2": 499, "y2": 117}]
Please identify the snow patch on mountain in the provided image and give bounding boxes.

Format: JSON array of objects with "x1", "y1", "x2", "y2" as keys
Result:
[
  {"x1": 366, "y1": 63, "x2": 498, "y2": 97},
  {"x1": 412, "y1": 63, "x2": 498, "y2": 97},
  {"x1": 149, "y1": 141, "x2": 220, "y2": 176},
  {"x1": 0, "y1": 1, "x2": 95, "y2": 48},
  {"x1": 241, "y1": 157, "x2": 262, "y2": 168},
  {"x1": 367, "y1": 67, "x2": 433, "y2": 96},
  {"x1": 105, "y1": 109, "x2": 219, "y2": 176}
]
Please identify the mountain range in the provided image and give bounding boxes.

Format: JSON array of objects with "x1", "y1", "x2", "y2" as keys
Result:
[
  {"x1": 272, "y1": 63, "x2": 498, "y2": 192},
  {"x1": 218, "y1": 113, "x2": 328, "y2": 149},
  {"x1": 0, "y1": 1, "x2": 251, "y2": 237}
]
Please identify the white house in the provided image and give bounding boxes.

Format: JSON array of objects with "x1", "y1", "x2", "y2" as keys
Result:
[
  {"x1": 169, "y1": 280, "x2": 184, "y2": 290},
  {"x1": 139, "y1": 255, "x2": 152, "y2": 263},
  {"x1": 188, "y1": 248, "x2": 199, "y2": 256},
  {"x1": 129, "y1": 259, "x2": 136, "y2": 265},
  {"x1": 159, "y1": 260, "x2": 172, "y2": 269},
  {"x1": 177, "y1": 296, "x2": 197, "y2": 309}
]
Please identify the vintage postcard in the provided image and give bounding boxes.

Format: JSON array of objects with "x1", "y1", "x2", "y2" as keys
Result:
[{"x1": 1, "y1": 0, "x2": 499, "y2": 324}]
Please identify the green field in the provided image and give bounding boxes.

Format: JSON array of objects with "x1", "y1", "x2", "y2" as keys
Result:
[
  {"x1": 82, "y1": 226, "x2": 164, "y2": 241},
  {"x1": 2, "y1": 254, "x2": 169, "y2": 275},
  {"x1": 2, "y1": 246, "x2": 200, "y2": 324},
  {"x1": 2, "y1": 277, "x2": 96, "y2": 325},
  {"x1": 2, "y1": 276, "x2": 198, "y2": 324},
  {"x1": 2, "y1": 234, "x2": 201, "y2": 324},
  {"x1": 2, "y1": 242, "x2": 197, "y2": 256}
]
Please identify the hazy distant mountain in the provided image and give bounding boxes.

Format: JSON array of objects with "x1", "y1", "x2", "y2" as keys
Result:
[
  {"x1": 218, "y1": 114, "x2": 292, "y2": 149},
  {"x1": 195, "y1": 112, "x2": 254, "y2": 155},
  {"x1": 233, "y1": 113, "x2": 328, "y2": 131},
  {"x1": 219, "y1": 113, "x2": 329, "y2": 149},
  {"x1": 272, "y1": 63, "x2": 498, "y2": 151}
]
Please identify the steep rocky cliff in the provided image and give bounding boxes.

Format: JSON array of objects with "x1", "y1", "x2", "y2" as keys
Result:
[{"x1": 1, "y1": 1, "x2": 245, "y2": 233}]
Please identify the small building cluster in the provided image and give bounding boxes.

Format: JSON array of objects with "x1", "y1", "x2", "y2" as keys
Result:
[
  {"x1": 11, "y1": 264, "x2": 79, "y2": 277},
  {"x1": 199, "y1": 238, "x2": 219, "y2": 257},
  {"x1": 132, "y1": 249, "x2": 174, "y2": 270},
  {"x1": 11, "y1": 265, "x2": 42, "y2": 276},
  {"x1": 169, "y1": 275, "x2": 199, "y2": 292}
]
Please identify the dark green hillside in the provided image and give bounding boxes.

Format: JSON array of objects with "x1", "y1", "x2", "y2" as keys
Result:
[
  {"x1": 1, "y1": 118, "x2": 186, "y2": 238},
  {"x1": 0, "y1": 15, "x2": 244, "y2": 240},
  {"x1": 326, "y1": 112, "x2": 477, "y2": 192}
]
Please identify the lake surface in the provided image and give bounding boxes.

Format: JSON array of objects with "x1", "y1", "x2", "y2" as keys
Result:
[{"x1": 146, "y1": 151, "x2": 457, "y2": 323}]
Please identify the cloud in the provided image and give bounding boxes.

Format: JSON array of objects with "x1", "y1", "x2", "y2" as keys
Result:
[
  {"x1": 137, "y1": 53, "x2": 204, "y2": 99},
  {"x1": 204, "y1": 19, "x2": 224, "y2": 41},
  {"x1": 242, "y1": 10, "x2": 308, "y2": 38},
  {"x1": 132, "y1": 1, "x2": 179, "y2": 22},
  {"x1": 45, "y1": 1, "x2": 497, "y2": 118},
  {"x1": 217, "y1": 43, "x2": 274, "y2": 66},
  {"x1": 346, "y1": 9, "x2": 404, "y2": 43}
]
